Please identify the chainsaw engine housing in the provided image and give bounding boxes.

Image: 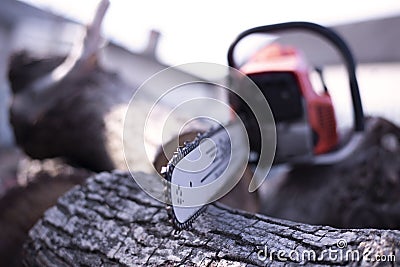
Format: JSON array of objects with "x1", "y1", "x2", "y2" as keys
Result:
[{"x1": 230, "y1": 44, "x2": 338, "y2": 163}]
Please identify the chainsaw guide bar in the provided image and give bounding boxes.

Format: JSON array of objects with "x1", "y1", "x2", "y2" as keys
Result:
[{"x1": 162, "y1": 125, "x2": 230, "y2": 230}]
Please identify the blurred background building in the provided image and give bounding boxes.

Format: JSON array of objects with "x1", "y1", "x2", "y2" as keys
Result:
[{"x1": 0, "y1": 0, "x2": 399, "y2": 147}]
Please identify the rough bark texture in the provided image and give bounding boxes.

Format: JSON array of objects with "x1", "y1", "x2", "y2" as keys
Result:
[
  {"x1": 23, "y1": 171, "x2": 400, "y2": 266},
  {"x1": 260, "y1": 117, "x2": 400, "y2": 229}
]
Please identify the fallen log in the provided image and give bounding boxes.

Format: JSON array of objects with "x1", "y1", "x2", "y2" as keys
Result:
[
  {"x1": 23, "y1": 171, "x2": 400, "y2": 266},
  {"x1": 260, "y1": 117, "x2": 400, "y2": 229},
  {"x1": 8, "y1": 0, "x2": 116, "y2": 173},
  {"x1": 0, "y1": 158, "x2": 91, "y2": 267},
  {"x1": 8, "y1": 56, "x2": 134, "y2": 172}
]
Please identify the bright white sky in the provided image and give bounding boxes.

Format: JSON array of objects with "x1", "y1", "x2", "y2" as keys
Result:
[{"x1": 21, "y1": 0, "x2": 400, "y2": 65}]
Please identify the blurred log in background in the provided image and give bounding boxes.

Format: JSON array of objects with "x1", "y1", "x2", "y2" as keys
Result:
[{"x1": 0, "y1": 0, "x2": 400, "y2": 266}]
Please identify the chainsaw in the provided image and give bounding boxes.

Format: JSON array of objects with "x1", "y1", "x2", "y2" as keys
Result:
[{"x1": 162, "y1": 21, "x2": 365, "y2": 230}]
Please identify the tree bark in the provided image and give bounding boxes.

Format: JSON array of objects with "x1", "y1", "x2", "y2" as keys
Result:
[{"x1": 23, "y1": 171, "x2": 400, "y2": 266}]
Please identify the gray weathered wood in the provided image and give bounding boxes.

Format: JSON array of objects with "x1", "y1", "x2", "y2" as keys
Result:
[{"x1": 23, "y1": 171, "x2": 400, "y2": 266}]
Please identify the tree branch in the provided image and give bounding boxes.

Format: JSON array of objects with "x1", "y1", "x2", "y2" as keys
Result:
[{"x1": 30, "y1": 0, "x2": 110, "y2": 93}]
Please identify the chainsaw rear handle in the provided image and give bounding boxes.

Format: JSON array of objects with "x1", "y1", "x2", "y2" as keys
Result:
[{"x1": 227, "y1": 21, "x2": 364, "y2": 132}]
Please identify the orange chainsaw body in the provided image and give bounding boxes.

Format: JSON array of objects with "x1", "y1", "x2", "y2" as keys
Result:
[{"x1": 240, "y1": 44, "x2": 338, "y2": 155}]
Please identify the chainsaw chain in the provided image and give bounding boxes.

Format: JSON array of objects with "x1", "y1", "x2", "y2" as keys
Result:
[{"x1": 162, "y1": 126, "x2": 223, "y2": 230}]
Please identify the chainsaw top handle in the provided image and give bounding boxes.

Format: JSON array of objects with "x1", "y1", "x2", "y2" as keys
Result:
[{"x1": 227, "y1": 21, "x2": 364, "y2": 132}]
